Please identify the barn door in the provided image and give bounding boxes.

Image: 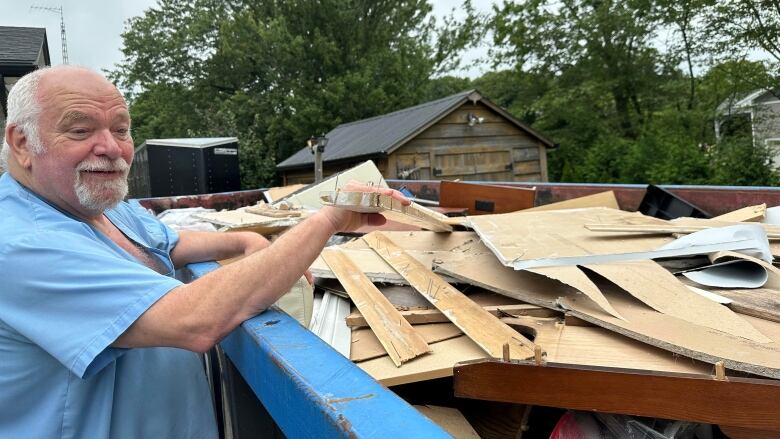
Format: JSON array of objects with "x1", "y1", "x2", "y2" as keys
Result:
[{"x1": 432, "y1": 149, "x2": 513, "y2": 181}]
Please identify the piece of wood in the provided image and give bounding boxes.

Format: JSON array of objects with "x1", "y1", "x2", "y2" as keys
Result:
[
  {"x1": 264, "y1": 183, "x2": 307, "y2": 203},
  {"x1": 713, "y1": 203, "x2": 766, "y2": 222},
  {"x1": 310, "y1": 248, "x2": 453, "y2": 284},
  {"x1": 585, "y1": 222, "x2": 780, "y2": 239},
  {"x1": 524, "y1": 191, "x2": 619, "y2": 211},
  {"x1": 439, "y1": 180, "x2": 536, "y2": 215},
  {"x1": 703, "y1": 286, "x2": 780, "y2": 324},
  {"x1": 193, "y1": 209, "x2": 303, "y2": 230},
  {"x1": 275, "y1": 160, "x2": 388, "y2": 209},
  {"x1": 351, "y1": 323, "x2": 462, "y2": 363},
  {"x1": 527, "y1": 265, "x2": 624, "y2": 320},
  {"x1": 321, "y1": 191, "x2": 453, "y2": 232},
  {"x1": 435, "y1": 242, "x2": 780, "y2": 379},
  {"x1": 245, "y1": 203, "x2": 302, "y2": 218},
  {"x1": 321, "y1": 249, "x2": 430, "y2": 367},
  {"x1": 363, "y1": 232, "x2": 536, "y2": 360},
  {"x1": 414, "y1": 406, "x2": 480, "y2": 439},
  {"x1": 584, "y1": 260, "x2": 769, "y2": 343},
  {"x1": 346, "y1": 303, "x2": 557, "y2": 328},
  {"x1": 453, "y1": 360, "x2": 780, "y2": 431}
]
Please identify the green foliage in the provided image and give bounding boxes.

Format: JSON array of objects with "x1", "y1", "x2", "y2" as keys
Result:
[{"x1": 112, "y1": 0, "x2": 478, "y2": 188}]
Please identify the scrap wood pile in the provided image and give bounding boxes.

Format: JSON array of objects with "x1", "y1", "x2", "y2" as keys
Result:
[{"x1": 315, "y1": 201, "x2": 780, "y2": 383}]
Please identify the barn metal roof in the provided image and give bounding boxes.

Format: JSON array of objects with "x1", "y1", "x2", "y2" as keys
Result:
[
  {"x1": 276, "y1": 90, "x2": 553, "y2": 171},
  {"x1": 0, "y1": 26, "x2": 48, "y2": 66}
]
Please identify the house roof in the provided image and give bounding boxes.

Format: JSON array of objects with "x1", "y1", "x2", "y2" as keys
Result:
[
  {"x1": 718, "y1": 88, "x2": 779, "y2": 114},
  {"x1": 276, "y1": 89, "x2": 555, "y2": 170},
  {"x1": 0, "y1": 26, "x2": 49, "y2": 67},
  {"x1": 141, "y1": 137, "x2": 238, "y2": 149}
]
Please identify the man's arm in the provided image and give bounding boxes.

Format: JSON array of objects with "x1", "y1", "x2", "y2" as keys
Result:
[
  {"x1": 114, "y1": 184, "x2": 407, "y2": 352},
  {"x1": 170, "y1": 230, "x2": 270, "y2": 269}
]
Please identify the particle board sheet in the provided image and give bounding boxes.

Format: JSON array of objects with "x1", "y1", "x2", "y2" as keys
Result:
[
  {"x1": 321, "y1": 249, "x2": 430, "y2": 367},
  {"x1": 360, "y1": 315, "x2": 710, "y2": 386},
  {"x1": 363, "y1": 232, "x2": 536, "y2": 360},
  {"x1": 713, "y1": 204, "x2": 766, "y2": 222},
  {"x1": 436, "y1": 247, "x2": 780, "y2": 379},
  {"x1": 468, "y1": 207, "x2": 767, "y2": 342},
  {"x1": 351, "y1": 323, "x2": 463, "y2": 362},
  {"x1": 522, "y1": 191, "x2": 620, "y2": 212},
  {"x1": 263, "y1": 184, "x2": 307, "y2": 203},
  {"x1": 688, "y1": 283, "x2": 780, "y2": 324},
  {"x1": 439, "y1": 180, "x2": 536, "y2": 215},
  {"x1": 321, "y1": 191, "x2": 453, "y2": 232},
  {"x1": 584, "y1": 260, "x2": 770, "y2": 343},
  {"x1": 527, "y1": 265, "x2": 624, "y2": 320}
]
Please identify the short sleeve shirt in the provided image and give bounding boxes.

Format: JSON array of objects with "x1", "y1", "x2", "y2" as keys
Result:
[{"x1": 0, "y1": 173, "x2": 217, "y2": 439}]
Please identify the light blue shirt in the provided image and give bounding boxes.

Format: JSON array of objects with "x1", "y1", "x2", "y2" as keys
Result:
[{"x1": 0, "y1": 173, "x2": 217, "y2": 438}]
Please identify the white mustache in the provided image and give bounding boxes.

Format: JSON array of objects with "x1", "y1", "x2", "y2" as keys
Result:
[{"x1": 76, "y1": 157, "x2": 130, "y2": 173}]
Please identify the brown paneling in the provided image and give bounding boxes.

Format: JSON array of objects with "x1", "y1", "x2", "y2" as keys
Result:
[
  {"x1": 417, "y1": 122, "x2": 523, "y2": 139},
  {"x1": 438, "y1": 107, "x2": 508, "y2": 124},
  {"x1": 513, "y1": 160, "x2": 541, "y2": 175},
  {"x1": 402, "y1": 135, "x2": 540, "y2": 151},
  {"x1": 394, "y1": 152, "x2": 432, "y2": 180},
  {"x1": 454, "y1": 360, "x2": 780, "y2": 431},
  {"x1": 439, "y1": 180, "x2": 535, "y2": 214},
  {"x1": 511, "y1": 147, "x2": 540, "y2": 162}
]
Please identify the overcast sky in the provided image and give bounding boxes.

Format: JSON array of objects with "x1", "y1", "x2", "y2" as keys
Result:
[{"x1": 1, "y1": 0, "x2": 494, "y2": 78}]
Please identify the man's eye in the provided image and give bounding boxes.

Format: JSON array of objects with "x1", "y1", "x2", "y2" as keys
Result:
[
  {"x1": 115, "y1": 128, "x2": 131, "y2": 137},
  {"x1": 69, "y1": 128, "x2": 90, "y2": 136}
]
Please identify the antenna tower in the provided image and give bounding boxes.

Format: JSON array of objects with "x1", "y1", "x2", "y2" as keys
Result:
[{"x1": 30, "y1": 5, "x2": 68, "y2": 64}]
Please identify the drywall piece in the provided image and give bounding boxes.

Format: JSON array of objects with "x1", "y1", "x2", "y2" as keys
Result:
[
  {"x1": 523, "y1": 191, "x2": 620, "y2": 211},
  {"x1": 363, "y1": 232, "x2": 535, "y2": 360},
  {"x1": 309, "y1": 291, "x2": 351, "y2": 358},
  {"x1": 714, "y1": 204, "x2": 766, "y2": 222},
  {"x1": 527, "y1": 265, "x2": 624, "y2": 320},
  {"x1": 193, "y1": 208, "x2": 303, "y2": 231},
  {"x1": 437, "y1": 247, "x2": 780, "y2": 379},
  {"x1": 264, "y1": 184, "x2": 307, "y2": 203},
  {"x1": 321, "y1": 249, "x2": 430, "y2": 367},
  {"x1": 346, "y1": 303, "x2": 556, "y2": 328},
  {"x1": 351, "y1": 323, "x2": 462, "y2": 363},
  {"x1": 413, "y1": 406, "x2": 481, "y2": 439},
  {"x1": 321, "y1": 191, "x2": 453, "y2": 232},
  {"x1": 274, "y1": 160, "x2": 388, "y2": 209},
  {"x1": 583, "y1": 261, "x2": 770, "y2": 343}
]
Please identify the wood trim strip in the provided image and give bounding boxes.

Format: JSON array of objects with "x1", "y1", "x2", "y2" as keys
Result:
[
  {"x1": 321, "y1": 249, "x2": 431, "y2": 367},
  {"x1": 346, "y1": 304, "x2": 557, "y2": 328},
  {"x1": 453, "y1": 359, "x2": 780, "y2": 430},
  {"x1": 363, "y1": 232, "x2": 536, "y2": 360}
]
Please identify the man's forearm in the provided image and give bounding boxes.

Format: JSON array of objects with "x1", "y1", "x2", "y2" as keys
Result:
[
  {"x1": 115, "y1": 212, "x2": 337, "y2": 352},
  {"x1": 170, "y1": 230, "x2": 270, "y2": 268}
]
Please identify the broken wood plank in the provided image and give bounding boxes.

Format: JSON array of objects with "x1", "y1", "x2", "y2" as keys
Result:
[
  {"x1": 321, "y1": 191, "x2": 453, "y2": 232},
  {"x1": 264, "y1": 183, "x2": 307, "y2": 203},
  {"x1": 363, "y1": 232, "x2": 535, "y2": 360},
  {"x1": 524, "y1": 191, "x2": 619, "y2": 211},
  {"x1": 321, "y1": 249, "x2": 430, "y2": 367},
  {"x1": 275, "y1": 160, "x2": 388, "y2": 209},
  {"x1": 351, "y1": 323, "x2": 462, "y2": 362},
  {"x1": 713, "y1": 204, "x2": 766, "y2": 222},
  {"x1": 346, "y1": 303, "x2": 558, "y2": 328},
  {"x1": 453, "y1": 360, "x2": 780, "y2": 431},
  {"x1": 245, "y1": 203, "x2": 302, "y2": 218}
]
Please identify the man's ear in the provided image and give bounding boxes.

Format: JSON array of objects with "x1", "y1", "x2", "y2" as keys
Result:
[{"x1": 4, "y1": 124, "x2": 33, "y2": 169}]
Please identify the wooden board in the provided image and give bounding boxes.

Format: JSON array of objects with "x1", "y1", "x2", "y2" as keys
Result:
[
  {"x1": 453, "y1": 360, "x2": 780, "y2": 431},
  {"x1": 524, "y1": 191, "x2": 619, "y2": 211},
  {"x1": 193, "y1": 209, "x2": 303, "y2": 230},
  {"x1": 264, "y1": 184, "x2": 307, "y2": 203},
  {"x1": 414, "y1": 406, "x2": 481, "y2": 439},
  {"x1": 703, "y1": 286, "x2": 780, "y2": 324},
  {"x1": 584, "y1": 260, "x2": 769, "y2": 343},
  {"x1": 439, "y1": 180, "x2": 535, "y2": 215},
  {"x1": 275, "y1": 160, "x2": 387, "y2": 209},
  {"x1": 527, "y1": 265, "x2": 623, "y2": 320},
  {"x1": 363, "y1": 232, "x2": 536, "y2": 360},
  {"x1": 713, "y1": 203, "x2": 766, "y2": 222},
  {"x1": 435, "y1": 246, "x2": 780, "y2": 378},
  {"x1": 321, "y1": 191, "x2": 453, "y2": 232},
  {"x1": 310, "y1": 248, "x2": 452, "y2": 284},
  {"x1": 321, "y1": 249, "x2": 430, "y2": 367},
  {"x1": 351, "y1": 323, "x2": 462, "y2": 362},
  {"x1": 585, "y1": 222, "x2": 780, "y2": 239},
  {"x1": 346, "y1": 303, "x2": 556, "y2": 328}
]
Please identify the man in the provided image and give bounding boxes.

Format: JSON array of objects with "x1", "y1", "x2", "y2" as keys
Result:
[{"x1": 0, "y1": 65, "x2": 408, "y2": 438}]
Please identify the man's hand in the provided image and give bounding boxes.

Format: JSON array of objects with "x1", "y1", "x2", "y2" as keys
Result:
[{"x1": 318, "y1": 180, "x2": 411, "y2": 233}]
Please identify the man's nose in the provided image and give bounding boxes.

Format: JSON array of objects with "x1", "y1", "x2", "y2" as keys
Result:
[{"x1": 92, "y1": 129, "x2": 122, "y2": 159}]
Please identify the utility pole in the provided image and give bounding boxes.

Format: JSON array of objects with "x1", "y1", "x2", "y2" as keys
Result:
[{"x1": 31, "y1": 5, "x2": 68, "y2": 64}]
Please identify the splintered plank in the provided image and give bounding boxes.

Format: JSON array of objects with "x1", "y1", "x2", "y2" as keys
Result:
[
  {"x1": 363, "y1": 232, "x2": 535, "y2": 360},
  {"x1": 320, "y1": 191, "x2": 453, "y2": 232},
  {"x1": 321, "y1": 249, "x2": 431, "y2": 367}
]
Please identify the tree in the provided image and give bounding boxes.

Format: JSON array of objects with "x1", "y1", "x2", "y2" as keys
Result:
[{"x1": 112, "y1": 0, "x2": 478, "y2": 187}]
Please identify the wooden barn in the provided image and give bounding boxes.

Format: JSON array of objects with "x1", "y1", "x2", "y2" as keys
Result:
[{"x1": 276, "y1": 90, "x2": 555, "y2": 185}]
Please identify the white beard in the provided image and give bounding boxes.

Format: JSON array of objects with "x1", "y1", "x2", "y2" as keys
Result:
[{"x1": 73, "y1": 157, "x2": 130, "y2": 212}]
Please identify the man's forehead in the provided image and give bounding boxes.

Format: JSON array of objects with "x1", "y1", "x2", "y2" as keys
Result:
[{"x1": 38, "y1": 69, "x2": 128, "y2": 110}]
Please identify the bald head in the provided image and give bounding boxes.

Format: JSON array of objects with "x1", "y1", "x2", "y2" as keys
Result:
[{"x1": 1, "y1": 65, "x2": 128, "y2": 172}]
